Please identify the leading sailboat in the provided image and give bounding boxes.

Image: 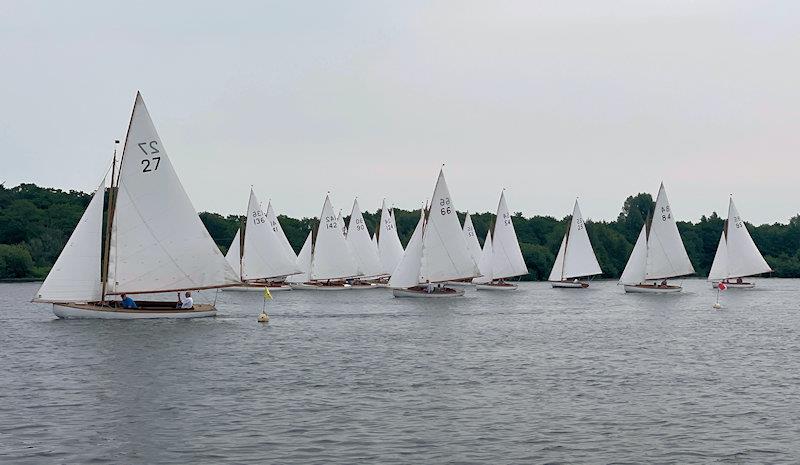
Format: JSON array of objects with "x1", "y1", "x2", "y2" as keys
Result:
[
  {"x1": 708, "y1": 197, "x2": 772, "y2": 288},
  {"x1": 548, "y1": 199, "x2": 602, "y2": 288},
  {"x1": 223, "y1": 190, "x2": 300, "y2": 291},
  {"x1": 34, "y1": 93, "x2": 240, "y2": 318},
  {"x1": 619, "y1": 183, "x2": 695, "y2": 293},
  {"x1": 389, "y1": 168, "x2": 480, "y2": 297}
]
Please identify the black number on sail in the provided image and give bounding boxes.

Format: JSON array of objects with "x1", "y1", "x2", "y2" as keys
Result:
[
  {"x1": 140, "y1": 157, "x2": 161, "y2": 172},
  {"x1": 139, "y1": 141, "x2": 162, "y2": 173}
]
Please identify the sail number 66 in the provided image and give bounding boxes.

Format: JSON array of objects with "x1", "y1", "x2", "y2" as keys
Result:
[{"x1": 440, "y1": 197, "x2": 451, "y2": 215}]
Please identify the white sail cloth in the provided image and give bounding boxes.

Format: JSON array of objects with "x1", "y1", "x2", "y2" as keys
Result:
[
  {"x1": 473, "y1": 231, "x2": 493, "y2": 284},
  {"x1": 463, "y1": 213, "x2": 482, "y2": 264},
  {"x1": 35, "y1": 178, "x2": 106, "y2": 302},
  {"x1": 224, "y1": 229, "x2": 242, "y2": 277},
  {"x1": 346, "y1": 199, "x2": 384, "y2": 277},
  {"x1": 489, "y1": 191, "x2": 528, "y2": 280},
  {"x1": 388, "y1": 211, "x2": 425, "y2": 288},
  {"x1": 288, "y1": 232, "x2": 312, "y2": 283},
  {"x1": 378, "y1": 199, "x2": 404, "y2": 274},
  {"x1": 107, "y1": 93, "x2": 240, "y2": 294},
  {"x1": 708, "y1": 198, "x2": 771, "y2": 280},
  {"x1": 310, "y1": 195, "x2": 360, "y2": 281},
  {"x1": 241, "y1": 189, "x2": 300, "y2": 280},
  {"x1": 548, "y1": 199, "x2": 602, "y2": 281}
]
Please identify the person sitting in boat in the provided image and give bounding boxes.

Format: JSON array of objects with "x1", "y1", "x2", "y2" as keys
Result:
[
  {"x1": 177, "y1": 291, "x2": 194, "y2": 309},
  {"x1": 120, "y1": 293, "x2": 138, "y2": 309},
  {"x1": 660, "y1": 279, "x2": 668, "y2": 287},
  {"x1": 426, "y1": 281, "x2": 433, "y2": 294},
  {"x1": 736, "y1": 277, "x2": 743, "y2": 284}
]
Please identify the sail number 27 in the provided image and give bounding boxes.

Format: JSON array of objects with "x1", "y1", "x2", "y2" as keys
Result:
[{"x1": 138, "y1": 141, "x2": 161, "y2": 173}]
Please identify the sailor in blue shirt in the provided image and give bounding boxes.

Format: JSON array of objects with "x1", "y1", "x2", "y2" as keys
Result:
[{"x1": 120, "y1": 293, "x2": 138, "y2": 309}]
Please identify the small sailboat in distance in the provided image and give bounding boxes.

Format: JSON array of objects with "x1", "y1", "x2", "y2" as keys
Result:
[
  {"x1": 619, "y1": 183, "x2": 695, "y2": 293},
  {"x1": 376, "y1": 199, "x2": 405, "y2": 277},
  {"x1": 223, "y1": 190, "x2": 300, "y2": 292},
  {"x1": 475, "y1": 190, "x2": 528, "y2": 290},
  {"x1": 390, "y1": 168, "x2": 480, "y2": 297},
  {"x1": 34, "y1": 92, "x2": 240, "y2": 318},
  {"x1": 548, "y1": 199, "x2": 602, "y2": 288},
  {"x1": 708, "y1": 196, "x2": 772, "y2": 288},
  {"x1": 290, "y1": 194, "x2": 362, "y2": 290}
]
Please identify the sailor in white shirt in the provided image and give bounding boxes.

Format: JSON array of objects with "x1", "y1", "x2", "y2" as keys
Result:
[{"x1": 177, "y1": 291, "x2": 194, "y2": 309}]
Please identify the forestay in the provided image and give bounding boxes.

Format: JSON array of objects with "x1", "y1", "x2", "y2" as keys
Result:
[
  {"x1": 489, "y1": 191, "x2": 528, "y2": 280},
  {"x1": 287, "y1": 232, "x2": 312, "y2": 283},
  {"x1": 644, "y1": 183, "x2": 694, "y2": 280},
  {"x1": 310, "y1": 195, "x2": 360, "y2": 281},
  {"x1": 107, "y1": 93, "x2": 240, "y2": 294},
  {"x1": 241, "y1": 189, "x2": 300, "y2": 280},
  {"x1": 420, "y1": 169, "x2": 480, "y2": 283},
  {"x1": 346, "y1": 199, "x2": 384, "y2": 277},
  {"x1": 35, "y1": 178, "x2": 106, "y2": 303}
]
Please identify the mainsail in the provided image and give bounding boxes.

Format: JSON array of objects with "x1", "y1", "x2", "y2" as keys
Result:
[
  {"x1": 346, "y1": 199, "x2": 384, "y2": 277},
  {"x1": 310, "y1": 195, "x2": 360, "y2": 281},
  {"x1": 241, "y1": 189, "x2": 301, "y2": 280},
  {"x1": 107, "y1": 92, "x2": 240, "y2": 294},
  {"x1": 378, "y1": 199, "x2": 404, "y2": 274}
]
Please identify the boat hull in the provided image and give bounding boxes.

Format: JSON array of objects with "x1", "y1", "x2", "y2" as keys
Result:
[
  {"x1": 551, "y1": 281, "x2": 589, "y2": 288},
  {"x1": 711, "y1": 281, "x2": 756, "y2": 289},
  {"x1": 289, "y1": 283, "x2": 352, "y2": 291},
  {"x1": 222, "y1": 284, "x2": 292, "y2": 292},
  {"x1": 349, "y1": 284, "x2": 381, "y2": 290},
  {"x1": 475, "y1": 283, "x2": 518, "y2": 291},
  {"x1": 444, "y1": 281, "x2": 475, "y2": 288},
  {"x1": 623, "y1": 284, "x2": 682, "y2": 294},
  {"x1": 392, "y1": 287, "x2": 465, "y2": 298},
  {"x1": 52, "y1": 303, "x2": 217, "y2": 319}
]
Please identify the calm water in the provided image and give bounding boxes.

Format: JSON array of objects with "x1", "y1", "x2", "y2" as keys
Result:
[{"x1": 1, "y1": 279, "x2": 799, "y2": 464}]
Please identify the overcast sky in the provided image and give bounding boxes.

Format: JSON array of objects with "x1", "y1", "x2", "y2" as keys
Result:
[{"x1": 2, "y1": 1, "x2": 798, "y2": 224}]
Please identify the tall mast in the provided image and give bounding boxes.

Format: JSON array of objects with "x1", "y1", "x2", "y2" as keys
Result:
[{"x1": 100, "y1": 140, "x2": 119, "y2": 303}]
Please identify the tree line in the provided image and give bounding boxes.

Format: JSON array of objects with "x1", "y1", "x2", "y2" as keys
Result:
[{"x1": 2, "y1": 183, "x2": 799, "y2": 280}]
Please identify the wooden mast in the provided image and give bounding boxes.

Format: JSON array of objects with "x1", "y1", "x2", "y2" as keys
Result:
[{"x1": 100, "y1": 141, "x2": 119, "y2": 304}]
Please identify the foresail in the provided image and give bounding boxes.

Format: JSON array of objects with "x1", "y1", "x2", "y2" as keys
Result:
[
  {"x1": 619, "y1": 224, "x2": 648, "y2": 285},
  {"x1": 225, "y1": 229, "x2": 242, "y2": 279},
  {"x1": 473, "y1": 231, "x2": 493, "y2": 284},
  {"x1": 548, "y1": 234, "x2": 567, "y2": 282},
  {"x1": 563, "y1": 200, "x2": 602, "y2": 279},
  {"x1": 107, "y1": 93, "x2": 240, "y2": 294},
  {"x1": 490, "y1": 191, "x2": 528, "y2": 279},
  {"x1": 725, "y1": 198, "x2": 772, "y2": 278},
  {"x1": 420, "y1": 169, "x2": 480, "y2": 283},
  {"x1": 388, "y1": 211, "x2": 425, "y2": 288},
  {"x1": 644, "y1": 183, "x2": 695, "y2": 280},
  {"x1": 287, "y1": 232, "x2": 312, "y2": 283},
  {"x1": 707, "y1": 231, "x2": 728, "y2": 281},
  {"x1": 378, "y1": 199, "x2": 405, "y2": 274},
  {"x1": 266, "y1": 201, "x2": 298, "y2": 265},
  {"x1": 35, "y1": 178, "x2": 105, "y2": 303},
  {"x1": 346, "y1": 199, "x2": 384, "y2": 277},
  {"x1": 462, "y1": 213, "x2": 483, "y2": 264},
  {"x1": 241, "y1": 189, "x2": 301, "y2": 280},
  {"x1": 310, "y1": 195, "x2": 360, "y2": 280}
]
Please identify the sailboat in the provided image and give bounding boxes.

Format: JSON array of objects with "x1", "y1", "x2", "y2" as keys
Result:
[
  {"x1": 390, "y1": 168, "x2": 480, "y2": 298},
  {"x1": 373, "y1": 199, "x2": 405, "y2": 285},
  {"x1": 548, "y1": 199, "x2": 602, "y2": 288},
  {"x1": 475, "y1": 191, "x2": 529, "y2": 290},
  {"x1": 708, "y1": 197, "x2": 772, "y2": 288},
  {"x1": 223, "y1": 191, "x2": 300, "y2": 292},
  {"x1": 289, "y1": 194, "x2": 362, "y2": 290},
  {"x1": 34, "y1": 92, "x2": 240, "y2": 318},
  {"x1": 345, "y1": 199, "x2": 384, "y2": 289},
  {"x1": 619, "y1": 183, "x2": 695, "y2": 293}
]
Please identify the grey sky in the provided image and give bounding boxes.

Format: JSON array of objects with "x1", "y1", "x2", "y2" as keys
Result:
[{"x1": 2, "y1": 1, "x2": 798, "y2": 224}]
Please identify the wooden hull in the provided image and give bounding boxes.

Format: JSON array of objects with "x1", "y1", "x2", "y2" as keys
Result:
[
  {"x1": 623, "y1": 284, "x2": 682, "y2": 294},
  {"x1": 52, "y1": 302, "x2": 217, "y2": 319},
  {"x1": 711, "y1": 281, "x2": 756, "y2": 289},
  {"x1": 289, "y1": 283, "x2": 352, "y2": 291},
  {"x1": 551, "y1": 281, "x2": 589, "y2": 288},
  {"x1": 475, "y1": 282, "x2": 518, "y2": 291},
  {"x1": 392, "y1": 287, "x2": 465, "y2": 298},
  {"x1": 222, "y1": 284, "x2": 292, "y2": 292}
]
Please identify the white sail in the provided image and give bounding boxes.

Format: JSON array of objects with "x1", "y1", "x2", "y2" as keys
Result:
[
  {"x1": 548, "y1": 234, "x2": 567, "y2": 282},
  {"x1": 287, "y1": 232, "x2": 312, "y2": 283},
  {"x1": 562, "y1": 200, "x2": 602, "y2": 279},
  {"x1": 644, "y1": 183, "x2": 694, "y2": 280},
  {"x1": 420, "y1": 169, "x2": 480, "y2": 283},
  {"x1": 619, "y1": 224, "x2": 648, "y2": 285},
  {"x1": 266, "y1": 201, "x2": 298, "y2": 265},
  {"x1": 310, "y1": 195, "x2": 361, "y2": 281},
  {"x1": 388, "y1": 211, "x2": 425, "y2": 288},
  {"x1": 463, "y1": 213, "x2": 483, "y2": 264},
  {"x1": 107, "y1": 93, "x2": 240, "y2": 294},
  {"x1": 709, "y1": 198, "x2": 772, "y2": 280},
  {"x1": 225, "y1": 229, "x2": 242, "y2": 278},
  {"x1": 708, "y1": 232, "x2": 729, "y2": 281},
  {"x1": 337, "y1": 210, "x2": 347, "y2": 237},
  {"x1": 489, "y1": 191, "x2": 528, "y2": 280},
  {"x1": 473, "y1": 231, "x2": 494, "y2": 284},
  {"x1": 241, "y1": 189, "x2": 301, "y2": 280},
  {"x1": 378, "y1": 199, "x2": 404, "y2": 274},
  {"x1": 35, "y1": 178, "x2": 105, "y2": 303},
  {"x1": 346, "y1": 199, "x2": 384, "y2": 277}
]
